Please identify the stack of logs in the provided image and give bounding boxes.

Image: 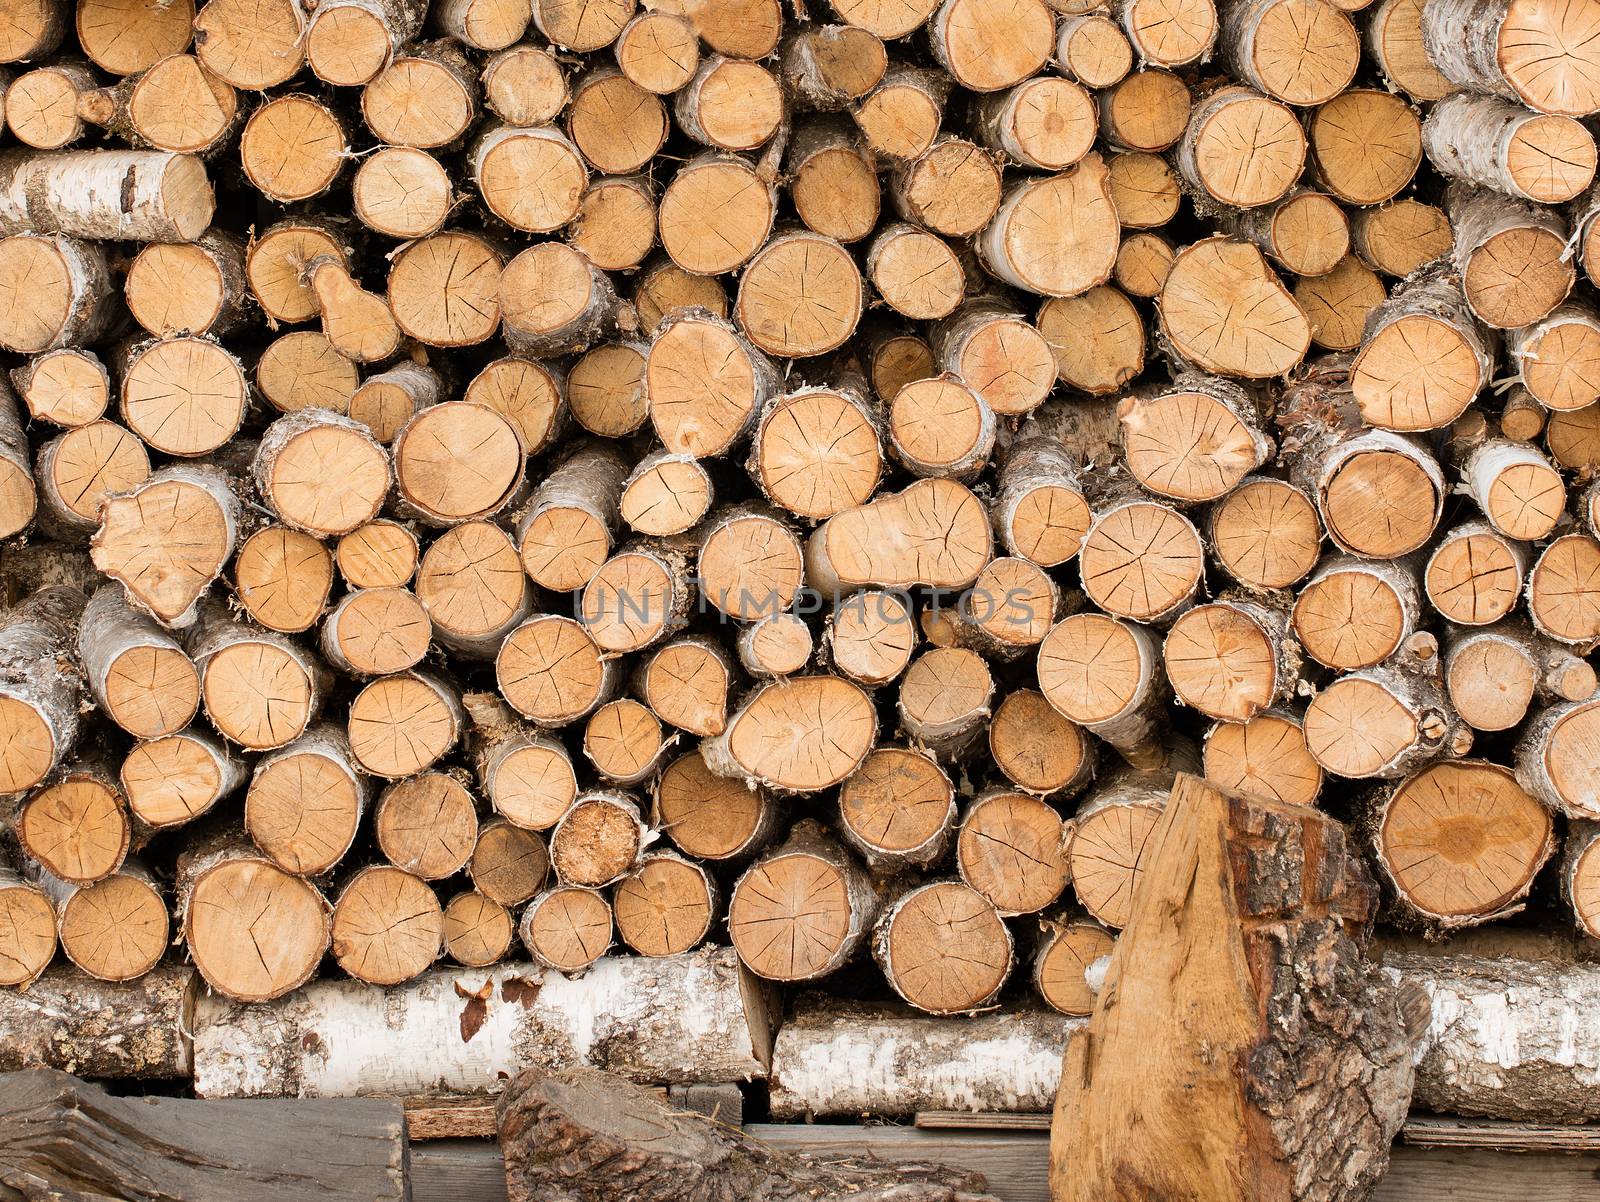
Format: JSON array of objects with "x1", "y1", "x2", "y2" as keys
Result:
[{"x1": 0, "y1": 0, "x2": 1597, "y2": 1055}]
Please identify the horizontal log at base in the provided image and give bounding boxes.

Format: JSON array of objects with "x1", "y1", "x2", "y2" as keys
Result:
[
  {"x1": 193, "y1": 947, "x2": 776, "y2": 1098},
  {"x1": 0, "y1": 964, "x2": 195, "y2": 1079}
]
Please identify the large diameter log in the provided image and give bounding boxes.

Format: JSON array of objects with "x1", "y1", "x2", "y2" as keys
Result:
[
  {"x1": 1052, "y1": 774, "x2": 1419, "y2": 1202},
  {"x1": 1421, "y1": 0, "x2": 1600, "y2": 118},
  {"x1": 1156, "y1": 237, "x2": 1309, "y2": 379},
  {"x1": 0, "y1": 149, "x2": 213, "y2": 241},
  {"x1": 769, "y1": 999, "x2": 1076, "y2": 1118},
  {"x1": 192, "y1": 946, "x2": 775, "y2": 1097},
  {"x1": 0, "y1": 964, "x2": 196, "y2": 1078},
  {"x1": 1306, "y1": 658, "x2": 1473, "y2": 780},
  {"x1": 1424, "y1": 91, "x2": 1596, "y2": 203},
  {"x1": 1391, "y1": 951, "x2": 1600, "y2": 1122}
]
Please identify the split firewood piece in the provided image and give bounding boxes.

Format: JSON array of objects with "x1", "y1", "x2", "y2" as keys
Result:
[
  {"x1": 1445, "y1": 621, "x2": 1596, "y2": 732},
  {"x1": 1215, "y1": 188, "x2": 1350, "y2": 277},
  {"x1": 16, "y1": 760, "x2": 131, "y2": 886},
  {"x1": 1201, "y1": 710, "x2": 1324, "y2": 806},
  {"x1": 470, "y1": 819, "x2": 551, "y2": 906},
  {"x1": 246, "y1": 727, "x2": 372, "y2": 877},
  {"x1": 1359, "y1": 759, "x2": 1556, "y2": 931},
  {"x1": 825, "y1": 590, "x2": 916, "y2": 688},
  {"x1": 1308, "y1": 87, "x2": 1422, "y2": 205},
  {"x1": 1175, "y1": 86, "x2": 1306, "y2": 210},
  {"x1": 888, "y1": 375, "x2": 995, "y2": 481},
  {"x1": 338, "y1": 521, "x2": 420, "y2": 589},
  {"x1": 836, "y1": 745, "x2": 956, "y2": 872},
  {"x1": 729, "y1": 819, "x2": 881, "y2": 982},
  {"x1": 394, "y1": 401, "x2": 524, "y2": 525},
  {"x1": 582, "y1": 699, "x2": 667, "y2": 787},
  {"x1": 13, "y1": 347, "x2": 111, "y2": 427},
  {"x1": 321, "y1": 588, "x2": 430, "y2": 678},
  {"x1": 1446, "y1": 184, "x2": 1574, "y2": 330},
  {"x1": 634, "y1": 637, "x2": 733, "y2": 737},
  {"x1": 79, "y1": 584, "x2": 198, "y2": 739},
  {"x1": 1516, "y1": 693, "x2": 1600, "y2": 818},
  {"x1": 120, "y1": 728, "x2": 243, "y2": 830},
  {"x1": 1422, "y1": 0, "x2": 1600, "y2": 117},
  {"x1": 1292, "y1": 555, "x2": 1420, "y2": 671},
  {"x1": 1527, "y1": 531, "x2": 1600, "y2": 645},
  {"x1": 1163, "y1": 598, "x2": 1298, "y2": 723},
  {"x1": 0, "y1": 586, "x2": 84, "y2": 796},
  {"x1": 304, "y1": 0, "x2": 425, "y2": 85},
  {"x1": 1037, "y1": 285, "x2": 1146, "y2": 397},
  {"x1": 1460, "y1": 437, "x2": 1565, "y2": 541},
  {"x1": 1425, "y1": 92, "x2": 1596, "y2": 204},
  {"x1": 124, "y1": 232, "x2": 246, "y2": 338},
  {"x1": 1509, "y1": 302, "x2": 1600, "y2": 412},
  {"x1": 1098, "y1": 68, "x2": 1191, "y2": 153},
  {"x1": 872, "y1": 880, "x2": 1012, "y2": 1015},
  {"x1": 654, "y1": 749, "x2": 776, "y2": 861},
  {"x1": 353, "y1": 148, "x2": 452, "y2": 240},
  {"x1": 331, "y1": 865, "x2": 444, "y2": 986},
  {"x1": 0, "y1": 233, "x2": 113, "y2": 354},
  {"x1": 1424, "y1": 519, "x2": 1526, "y2": 628},
  {"x1": 1207, "y1": 476, "x2": 1321, "y2": 590},
  {"x1": 234, "y1": 526, "x2": 334, "y2": 636},
  {"x1": 35, "y1": 419, "x2": 149, "y2": 537},
  {"x1": 469, "y1": 698, "x2": 578, "y2": 832},
  {"x1": 935, "y1": 299, "x2": 1058, "y2": 417},
  {"x1": 747, "y1": 381, "x2": 884, "y2": 521},
  {"x1": 898, "y1": 646, "x2": 994, "y2": 760},
  {"x1": 704, "y1": 675, "x2": 877, "y2": 792},
  {"x1": 443, "y1": 890, "x2": 514, "y2": 967},
  {"x1": 1052, "y1": 774, "x2": 1418, "y2": 1202},
  {"x1": 0, "y1": 866, "x2": 55, "y2": 987},
  {"x1": 118, "y1": 334, "x2": 249, "y2": 456},
  {"x1": 188, "y1": 604, "x2": 327, "y2": 752},
  {"x1": 497, "y1": 614, "x2": 618, "y2": 727},
  {"x1": 1078, "y1": 485, "x2": 1204, "y2": 624},
  {"x1": 989, "y1": 689, "x2": 1094, "y2": 799},
  {"x1": 806, "y1": 478, "x2": 993, "y2": 594},
  {"x1": 647, "y1": 310, "x2": 781, "y2": 456},
  {"x1": 0, "y1": 149, "x2": 213, "y2": 241},
  {"x1": 1057, "y1": 12, "x2": 1134, "y2": 87},
  {"x1": 613, "y1": 851, "x2": 717, "y2": 957},
  {"x1": 417, "y1": 521, "x2": 534, "y2": 660},
  {"x1": 957, "y1": 789, "x2": 1068, "y2": 916},
  {"x1": 46, "y1": 861, "x2": 169, "y2": 982},
  {"x1": 991, "y1": 434, "x2": 1091, "y2": 567},
  {"x1": 348, "y1": 670, "x2": 463, "y2": 778},
  {"x1": 1156, "y1": 236, "x2": 1309, "y2": 378},
  {"x1": 1038, "y1": 612, "x2": 1167, "y2": 767},
  {"x1": 1351, "y1": 199, "x2": 1453, "y2": 278},
  {"x1": 1221, "y1": 0, "x2": 1358, "y2": 105},
  {"x1": 7, "y1": 62, "x2": 95, "y2": 150},
  {"x1": 387, "y1": 232, "x2": 504, "y2": 348},
  {"x1": 1305, "y1": 656, "x2": 1474, "y2": 780},
  {"x1": 1033, "y1": 915, "x2": 1114, "y2": 1016},
  {"x1": 1119, "y1": 375, "x2": 1271, "y2": 503},
  {"x1": 789, "y1": 122, "x2": 881, "y2": 245},
  {"x1": 520, "y1": 884, "x2": 613, "y2": 973},
  {"x1": 1063, "y1": 760, "x2": 1182, "y2": 928},
  {"x1": 178, "y1": 828, "x2": 331, "y2": 1002},
  {"x1": 1563, "y1": 821, "x2": 1600, "y2": 937},
  {"x1": 979, "y1": 153, "x2": 1120, "y2": 298}
]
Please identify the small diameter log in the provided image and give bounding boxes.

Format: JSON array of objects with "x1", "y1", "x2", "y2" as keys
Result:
[
  {"x1": 0, "y1": 586, "x2": 84, "y2": 795},
  {"x1": 1305, "y1": 659, "x2": 1473, "y2": 780},
  {"x1": 0, "y1": 867, "x2": 55, "y2": 987},
  {"x1": 501, "y1": 243, "x2": 618, "y2": 358},
  {"x1": 806, "y1": 479, "x2": 993, "y2": 594},
  {"x1": 647, "y1": 310, "x2": 782, "y2": 457},
  {"x1": 374, "y1": 771, "x2": 473, "y2": 883},
  {"x1": 634, "y1": 636, "x2": 733, "y2": 737},
  {"x1": 1215, "y1": 189, "x2": 1350, "y2": 278},
  {"x1": 1038, "y1": 612, "x2": 1166, "y2": 764},
  {"x1": 26, "y1": 417, "x2": 134, "y2": 531},
  {"x1": 472, "y1": 708, "x2": 577, "y2": 832},
  {"x1": 1360, "y1": 760, "x2": 1555, "y2": 931},
  {"x1": 48, "y1": 861, "x2": 169, "y2": 982},
  {"x1": 254, "y1": 410, "x2": 391, "y2": 540},
  {"x1": 306, "y1": 258, "x2": 402, "y2": 365},
  {"x1": 887, "y1": 375, "x2": 995, "y2": 481},
  {"x1": 1421, "y1": 0, "x2": 1600, "y2": 117},
  {"x1": 1119, "y1": 375, "x2": 1271, "y2": 503},
  {"x1": 192, "y1": 946, "x2": 772, "y2": 1097},
  {"x1": 1447, "y1": 184, "x2": 1574, "y2": 330},
  {"x1": 952, "y1": 556, "x2": 1060, "y2": 659},
  {"x1": 79, "y1": 584, "x2": 198, "y2": 739},
  {"x1": 633, "y1": 261, "x2": 728, "y2": 332},
  {"x1": 580, "y1": 538, "x2": 695, "y2": 655},
  {"x1": 897, "y1": 646, "x2": 994, "y2": 760},
  {"x1": 1425, "y1": 519, "x2": 1528, "y2": 627},
  {"x1": 991, "y1": 435, "x2": 1091, "y2": 567},
  {"x1": 1308, "y1": 88, "x2": 1422, "y2": 206},
  {"x1": 835, "y1": 746, "x2": 956, "y2": 873},
  {"x1": 124, "y1": 232, "x2": 246, "y2": 338},
  {"x1": 443, "y1": 891, "x2": 515, "y2": 967},
  {"x1": 1461, "y1": 437, "x2": 1566, "y2": 541},
  {"x1": 246, "y1": 728, "x2": 372, "y2": 877},
  {"x1": 1351, "y1": 199, "x2": 1453, "y2": 277},
  {"x1": 337, "y1": 521, "x2": 420, "y2": 589},
  {"x1": 189, "y1": 606, "x2": 325, "y2": 752},
  {"x1": 305, "y1": 0, "x2": 425, "y2": 85},
  {"x1": 1222, "y1": 0, "x2": 1358, "y2": 105},
  {"x1": 1563, "y1": 821, "x2": 1600, "y2": 937},
  {"x1": 1175, "y1": 86, "x2": 1306, "y2": 210},
  {"x1": 737, "y1": 612, "x2": 814, "y2": 679},
  {"x1": 613, "y1": 852, "x2": 716, "y2": 957},
  {"x1": 729, "y1": 819, "x2": 880, "y2": 982},
  {"x1": 331, "y1": 865, "x2": 444, "y2": 986},
  {"x1": 1106, "y1": 150, "x2": 1181, "y2": 228},
  {"x1": 826, "y1": 590, "x2": 916, "y2": 688},
  {"x1": 120, "y1": 728, "x2": 244, "y2": 830},
  {"x1": 0, "y1": 233, "x2": 113, "y2": 354},
  {"x1": 1527, "y1": 532, "x2": 1600, "y2": 645},
  {"x1": 852, "y1": 65, "x2": 948, "y2": 162},
  {"x1": 416, "y1": 521, "x2": 534, "y2": 660},
  {"x1": 234, "y1": 526, "x2": 334, "y2": 636},
  {"x1": 1116, "y1": 230, "x2": 1176, "y2": 297},
  {"x1": 464, "y1": 355, "x2": 567, "y2": 457},
  {"x1": 1156, "y1": 236, "x2": 1310, "y2": 378},
  {"x1": 321, "y1": 588, "x2": 431, "y2": 677},
  {"x1": 16, "y1": 760, "x2": 131, "y2": 886},
  {"x1": 178, "y1": 830, "x2": 331, "y2": 1003},
  {"x1": 531, "y1": 0, "x2": 633, "y2": 50},
  {"x1": 976, "y1": 77, "x2": 1096, "y2": 171},
  {"x1": 703, "y1": 676, "x2": 877, "y2": 793},
  {"x1": 1207, "y1": 476, "x2": 1322, "y2": 590},
  {"x1": 935, "y1": 299, "x2": 1058, "y2": 417},
  {"x1": 1098, "y1": 68, "x2": 1191, "y2": 153},
  {"x1": 1058, "y1": 13, "x2": 1135, "y2": 87},
  {"x1": 353, "y1": 148, "x2": 451, "y2": 240},
  {"x1": 521, "y1": 885, "x2": 613, "y2": 974},
  {"x1": 789, "y1": 122, "x2": 881, "y2": 245},
  {"x1": 1292, "y1": 555, "x2": 1420, "y2": 671},
  {"x1": 550, "y1": 791, "x2": 647, "y2": 887},
  {"x1": 469, "y1": 820, "x2": 551, "y2": 906},
  {"x1": 1368, "y1": 0, "x2": 1455, "y2": 99},
  {"x1": 1515, "y1": 693, "x2": 1600, "y2": 818},
  {"x1": 362, "y1": 41, "x2": 477, "y2": 149},
  {"x1": 13, "y1": 347, "x2": 111, "y2": 427},
  {"x1": 867, "y1": 223, "x2": 963, "y2": 321},
  {"x1": 567, "y1": 342, "x2": 648, "y2": 439},
  {"x1": 0, "y1": 964, "x2": 195, "y2": 1078},
  {"x1": 618, "y1": 12, "x2": 700, "y2": 94},
  {"x1": 497, "y1": 615, "x2": 618, "y2": 727},
  {"x1": 658, "y1": 153, "x2": 776, "y2": 277},
  {"x1": 655, "y1": 749, "x2": 775, "y2": 862},
  {"x1": 1201, "y1": 710, "x2": 1324, "y2": 807},
  {"x1": 697, "y1": 506, "x2": 804, "y2": 622},
  {"x1": 1162, "y1": 598, "x2": 1297, "y2": 722},
  {"x1": 349, "y1": 363, "x2": 442, "y2": 446},
  {"x1": 1063, "y1": 764, "x2": 1175, "y2": 929},
  {"x1": 872, "y1": 881, "x2": 1013, "y2": 1015},
  {"x1": 7, "y1": 62, "x2": 94, "y2": 151},
  {"x1": 1425, "y1": 92, "x2": 1595, "y2": 204},
  {"x1": 569, "y1": 175, "x2": 657, "y2": 273},
  {"x1": 387, "y1": 232, "x2": 504, "y2": 348},
  {"x1": 979, "y1": 154, "x2": 1120, "y2": 298},
  {"x1": 957, "y1": 789, "x2": 1069, "y2": 917},
  {"x1": 348, "y1": 671, "x2": 463, "y2": 779},
  {"x1": 583, "y1": 700, "x2": 667, "y2": 787},
  {"x1": 1034, "y1": 916, "x2": 1115, "y2": 1016},
  {"x1": 436, "y1": 0, "x2": 532, "y2": 49},
  {"x1": 0, "y1": 149, "x2": 213, "y2": 241},
  {"x1": 394, "y1": 401, "x2": 525, "y2": 525},
  {"x1": 989, "y1": 689, "x2": 1094, "y2": 800},
  {"x1": 1509, "y1": 302, "x2": 1600, "y2": 412},
  {"x1": 483, "y1": 44, "x2": 565, "y2": 125}
]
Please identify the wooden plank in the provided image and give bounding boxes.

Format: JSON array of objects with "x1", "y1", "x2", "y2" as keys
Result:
[{"x1": 408, "y1": 1129, "x2": 1600, "y2": 1202}]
